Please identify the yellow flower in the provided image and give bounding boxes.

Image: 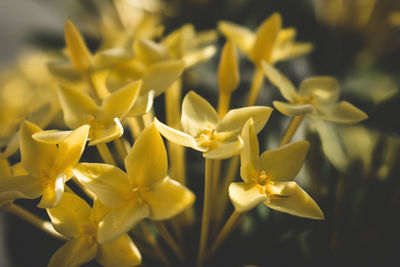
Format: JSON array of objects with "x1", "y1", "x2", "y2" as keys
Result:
[
  {"x1": 73, "y1": 124, "x2": 195, "y2": 243},
  {"x1": 0, "y1": 121, "x2": 89, "y2": 208},
  {"x1": 57, "y1": 80, "x2": 141, "y2": 145},
  {"x1": 47, "y1": 192, "x2": 141, "y2": 267},
  {"x1": 155, "y1": 91, "x2": 273, "y2": 159},
  {"x1": 229, "y1": 118, "x2": 324, "y2": 219},
  {"x1": 262, "y1": 61, "x2": 368, "y2": 123},
  {"x1": 218, "y1": 13, "x2": 313, "y2": 65}
]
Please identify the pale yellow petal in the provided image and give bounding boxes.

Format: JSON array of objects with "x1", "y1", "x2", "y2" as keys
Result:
[
  {"x1": 273, "y1": 101, "x2": 315, "y2": 116},
  {"x1": 265, "y1": 181, "x2": 324, "y2": 220},
  {"x1": 218, "y1": 21, "x2": 255, "y2": 54},
  {"x1": 93, "y1": 48, "x2": 132, "y2": 69},
  {"x1": 217, "y1": 106, "x2": 273, "y2": 135},
  {"x1": 0, "y1": 156, "x2": 11, "y2": 177},
  {"x1": 64, "y1": 20, "x2": 92, "y2": 73},
  {"x1": 203, "y1": 137, "x2": 244, "y2": 159},
  {"x1": 58, "y1": 84, "x2": 98, "y2": 129},
  {"x1": 90, "y1": 199, "x2": 111, "y2": 224},
  {"x1": 46, "y1": 192, "x2": 91, "y2": 237},
  {"x1": 154, "y1": 118, "x2": 206, "y2": 151},
  {"x1": 183, "y1": 45, "x2": 217, "y2": 68},
  {"x1": 32, "y1": 130, "x2": 72, "y2": 144},
  {"x1": 0, "y1": 175, "x2": 42, "y2": 201},
  {"x1": 218, "y1": 40, "x2": 239, "y2": 93},
  {"x1": 73, "y1": 163, "x2": 130, "y2": 207},
  {"x1": 262, "y1": 61, "x2": 298, "y2": 102},
  {"x1": 98, "y1": 200, "x2": 149, "y2": 244},
  {"x1": 250, "y1": 13, "x2": 282, "y2": 64},
  {"x1": 271, "y1": 42, "x2": 313, "y2": 64},
  {"x1": 299, "y1": 76, "x2": 340, "y2": 104},
  {"x1": 2, "y1": 132, "x2": 20, "y2": 158},
  {"x1": 47, "y1": 61, "x2": 81, "y2": 81},
  {"x1": 181, "y1": 91, "x2": 219, "y2": 137},
  {"x1": 97, "y1": 234, "x2": 141, "y2": 267},
  {"x1": 88, "y1": 118, "x2": 124, "y2": 146},
  {"x1": 127, "y1": 91, "x2": 154, "y2": 117},
  {"x1": 37, "y1": 173, "x2": 65, "y2": 208},
  {"x1": 240, "y1": 118, "x2": 260, "y2": 183},
  {"x1": 48, "y1": 237, "x2": 97, "y2": 267},
  {"x1": 311, "y1": 101, "x2": 368, "y2": 124},
  {"x1": 125, "y1": 124, "x2": 167, "y2": 187},
  {"x1": 260, "y1": 141, "x2": 309, "y2": 182},
  {"x1": 134, "y1": 38, "x2": 169, "y2": 65},
  {"x1": 142, "y1": 177, "x2": 195, "y2": 220},
  {"x1": 229, "y1": 182, "x2": 267, "y2": 213}
]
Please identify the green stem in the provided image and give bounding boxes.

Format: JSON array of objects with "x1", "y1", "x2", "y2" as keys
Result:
[
  {"x1": 153, "y1": 221, "x2": 185, "y2": 263},
  {"x1": 279, "y1": 115, "x2": 305, "y2": 146}
]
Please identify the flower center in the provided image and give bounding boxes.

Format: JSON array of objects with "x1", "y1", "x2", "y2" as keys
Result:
[
  {"x1": 129, "y1": 185, "x2": 150, "y2": 204},
  {"x1": 80, "y1": 223, "x2": 97, "y2": 245},
  {"x1": 195, "y1": 125, "x2": 219, "y2": 149},
  {"x1": 256, "y1": 171, "x2": 289, "y2": 200}
]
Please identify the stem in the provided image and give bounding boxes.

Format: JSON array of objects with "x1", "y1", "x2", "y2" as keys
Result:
[
  {"x1": 246, "y1": 66, "x2": 264, "y2": 107},
  {"x1": 113, "y1": 138, "x2": 127, "y2": 162},
  {"x1": 210, "y1": 159, "x2": 222, "y2": 233},
  {"x1": 2, "y1": 203, "x2": 69, "y2": 241},
  {"x1": 207, "y1": 210, "x2": 243, "y2": 259},
  {"x1": 153, "y1": 221, "x2": 186, "y2": 263},
  {"x1": 197, "y1": 158, "x2": 214, "y2": 267},
  {"x1": 96, "y1": 143, "x2": 116, "y2": 165},
  {"x1": 218, "y1": 92, "x2": 231, "y2": 119},
  {"x1": 126, "y1": 117, "x2": 144, "y2": 140},
  {"x1": 279, "y1": 115, "x2": 305, "y2": 146}
]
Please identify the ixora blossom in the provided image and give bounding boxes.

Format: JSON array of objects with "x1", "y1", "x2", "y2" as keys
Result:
[
  {"x1": 0, "y1": 121, "x2": 89, "y2": 208},
  {"x1": 262, "y1": 61, "x2": 368, "y2": 123},
  {"x1": 218, "y1": 13, "x2": 312, "y2": 65},
  {"x1": 73, "y1": 124, "x2": 195, "y2": 243},
  {"x1": 47, "y1": 192, "x2": 141, "y2": 267},
  {"x1": 229, "y1": 118, "x2": 324, "y2": 219},
  {"x1": 154, "y1": 91, "x2": 273, "y2": 159},
  {"x1": 57, "y1": 80, "x2": 141, "y2": 145}
]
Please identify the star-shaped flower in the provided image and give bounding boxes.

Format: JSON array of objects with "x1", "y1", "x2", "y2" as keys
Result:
[
  {"x1": 73, "y1": 124, "x2": 195, "y2": 243},
  {"x1": 229, "y1": 118, "x2": 324, "y2": 219},
  {"x1": 0, "y1": 121, "x2": 89, "y2": 208},
  {"x1": 154, "y1": 91, "x2": 273, "y2": 159},
  {"x1": 47, "y1": 192, "x2": 141, "y2": 267},
  {"x1": 262, "y1": 61, "x2": 368, "y2": 123}
]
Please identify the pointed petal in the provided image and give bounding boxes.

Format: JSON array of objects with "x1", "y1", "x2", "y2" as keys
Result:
[
  {"x1": 90, "y1": 198, "x2": 111, "y2": 224},
  {"x1": 203, "y1": 137, "x2": 244, "y2": 159},
  {"x1": 48, "y1": 237, "x2": 97, "y2": 267},
  {"x1": 97, "y1": 234, "x2": 141, "y2": 267},
  {"x1": 93, "y1": 48, "x2": 132, "y2": 69},
  {"x1": 142, "y1": 177, "x2": 195, "y2": 220},
  {"x1": 127, "y1": 91, "x2": 154, "y2": 117},
  {"x1": 218, "y1": 40, "x2": 239, "y2": 94},
  {"x1": 229, "y1": 182, "x2": 267, "y2": 213},
  {"x1": 46, "y1": 192, "x2": 91, "y2": 237},
  {"x1": 217, "y1": 106, "x2": 273, "y2": 135},
  {"x1": 272, "y1": 42, "x2": 313, "y2": 64},
  {"x1": 125, "y1": 124, "x2": 167, "y2": 187},
  {"x1": 311, "y1": 101, "x2": 368, "y2": 124},
  {"x1": 260, "y1": 141, "x2": 309, "y2": 182},
  {"x1": 250, "y1": 13, "x2": 282, "y2": 64},
  {"x1": 299, "y1": 76, "x2": 340, "y2": 104},
  {"x1": 218, "y1": 21, "x2": 255, "y2": 54},
  {"x1": 183, "y1": 45, "x2": 217, "y2": 68},
  {"x1": 273, "y1": 101, "x2": 315, "y2": 116},
  {"x1": 154, "y1": 118, "x2": 206, "y2": 151},
  {"x1": 142, "y1": 60, "x2": 184, "y2": 96},
  {"x1": 181, "y1": 91, "x2": 219, "y2": 137},
  {"x1": 0, "y1": 175, "x2": 42, "y2": 201},
  {"x1": 134, "y1": 38, "x2": 169, "y2": 65},
  {"x1": 73, "y1": 163, "x2": 130, "y2": 207},
  {"x1": 3, "y1": 132, "x2": 20, "y2": 158},
  {"x1": 58, "y1": 84, "x2": 98, "y2": 129},
  {"x1": 37, "y1": 173, "x2": 65, "y2": 208},
  {"x1": 64, "y1": 20, "x2": 92, "y2": 72},
  {"x1": 240, "y1": 119, "x2": 260, "y2": 183},
  {"x1": 88, "y1": 118, "x2": 124, "y2": 146},
  {"x1": 262, "y1": 61, "x2": 298, "y2": 102},
  {"x1": 20, "y1": 121, "x2": 57, "y2": 177},
  {"x1": 32, "y1": 130, "x2": 72, "y2": 144},
  {"x1": 265, "y1": 182, "x2": 324, "y2": 219},
  {"x1": 47, "y1": 61, "x2": 81, "y2": 81},
  {"x1": 98, "y1": 201, "x2": 149, "y2": 244}
]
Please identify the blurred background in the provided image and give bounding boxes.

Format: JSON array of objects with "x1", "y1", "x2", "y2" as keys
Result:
[{"x1": 1, "y1": 0, "x2": 400, "y2": 266}]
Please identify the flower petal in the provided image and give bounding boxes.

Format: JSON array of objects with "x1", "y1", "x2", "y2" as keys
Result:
[
  {"x1": 142, "y1": 177, "x2": 195, "y2": 220},
  {"x1": 229, "y1": 182, "x2": 267, "y2": 213},
  {"x1": 265, "y1": 181, "x2": 324, "y2": 219},
  {"x1": 218, "y1": 21, "x2": 255, "y2": 54},
  {"x1": 273, "y1": 101, "x2": 315, "y2": 116},
  {"x1": 203, "y1": 137, "x2": 244, "y2": 159},
  {"x1": 127, "y1": 90, "x2": 155, "y2": 117},
  {"x1": 299, "y1": 76, "x2": 340, "y2": 104},
  {"x1": 154, "y1": 118, "x2": 206, "y2": 151},
  {"x1": 58, "y1": 84, "x2": 98, "y2": 129},
  {"x1": 262, "y1": 61, "x2": 298, "y2": 102},
  {"x1": 48, "y1": 237, "x2": 97, "y2": 267},
  {"x1": 88, "y1": 118, "x2": 124, "y2": 146},
  {"x1": 125, "y1": 124, "x2": 168, "y2": 187},
  {"x1": 97, "y1": 234, "x2": 142, "y2": 267},
  {"x1": 183, "y1": 45, "x2": 217, "y2": 68},
  {"x1": 218, "y1": 40, "x2": 239, "y2": 94},
  {"x1": 181, "y1": 91, "x2": 219, "y2": 137},
  {"x1": 98, "y1": 200, "x2": 149, "y2": 244},
  {"x1": 134, "y1": 38, "x2": 169, "y2": 65},
  {"x1": 0, "y1": 175, "x2": 42, "y2": 201},
  {"x1": 217, "y1": 106, "x2": 273, "y2": 135},
  {"x1": 37, "y1": 173, "x2": 65, "y2": 208},
  {"x1": 32, "y1": 130, "x2": 72, "y2": 144},
  {"x1": 260, "y1": 141, "x2": 309, "y2": 182},
  {"x1": 311, "y1": 101, "x2": 368, "y2": 124},
  {"x1": 240, "y1": 118, "x2": 260, "y2": 183},
  {"x1": 73, "y1": 163, "x2": 130, "y2": 207},
  {"x1": 46, "y1": 192, "x2": 91, "y2": 237}
]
